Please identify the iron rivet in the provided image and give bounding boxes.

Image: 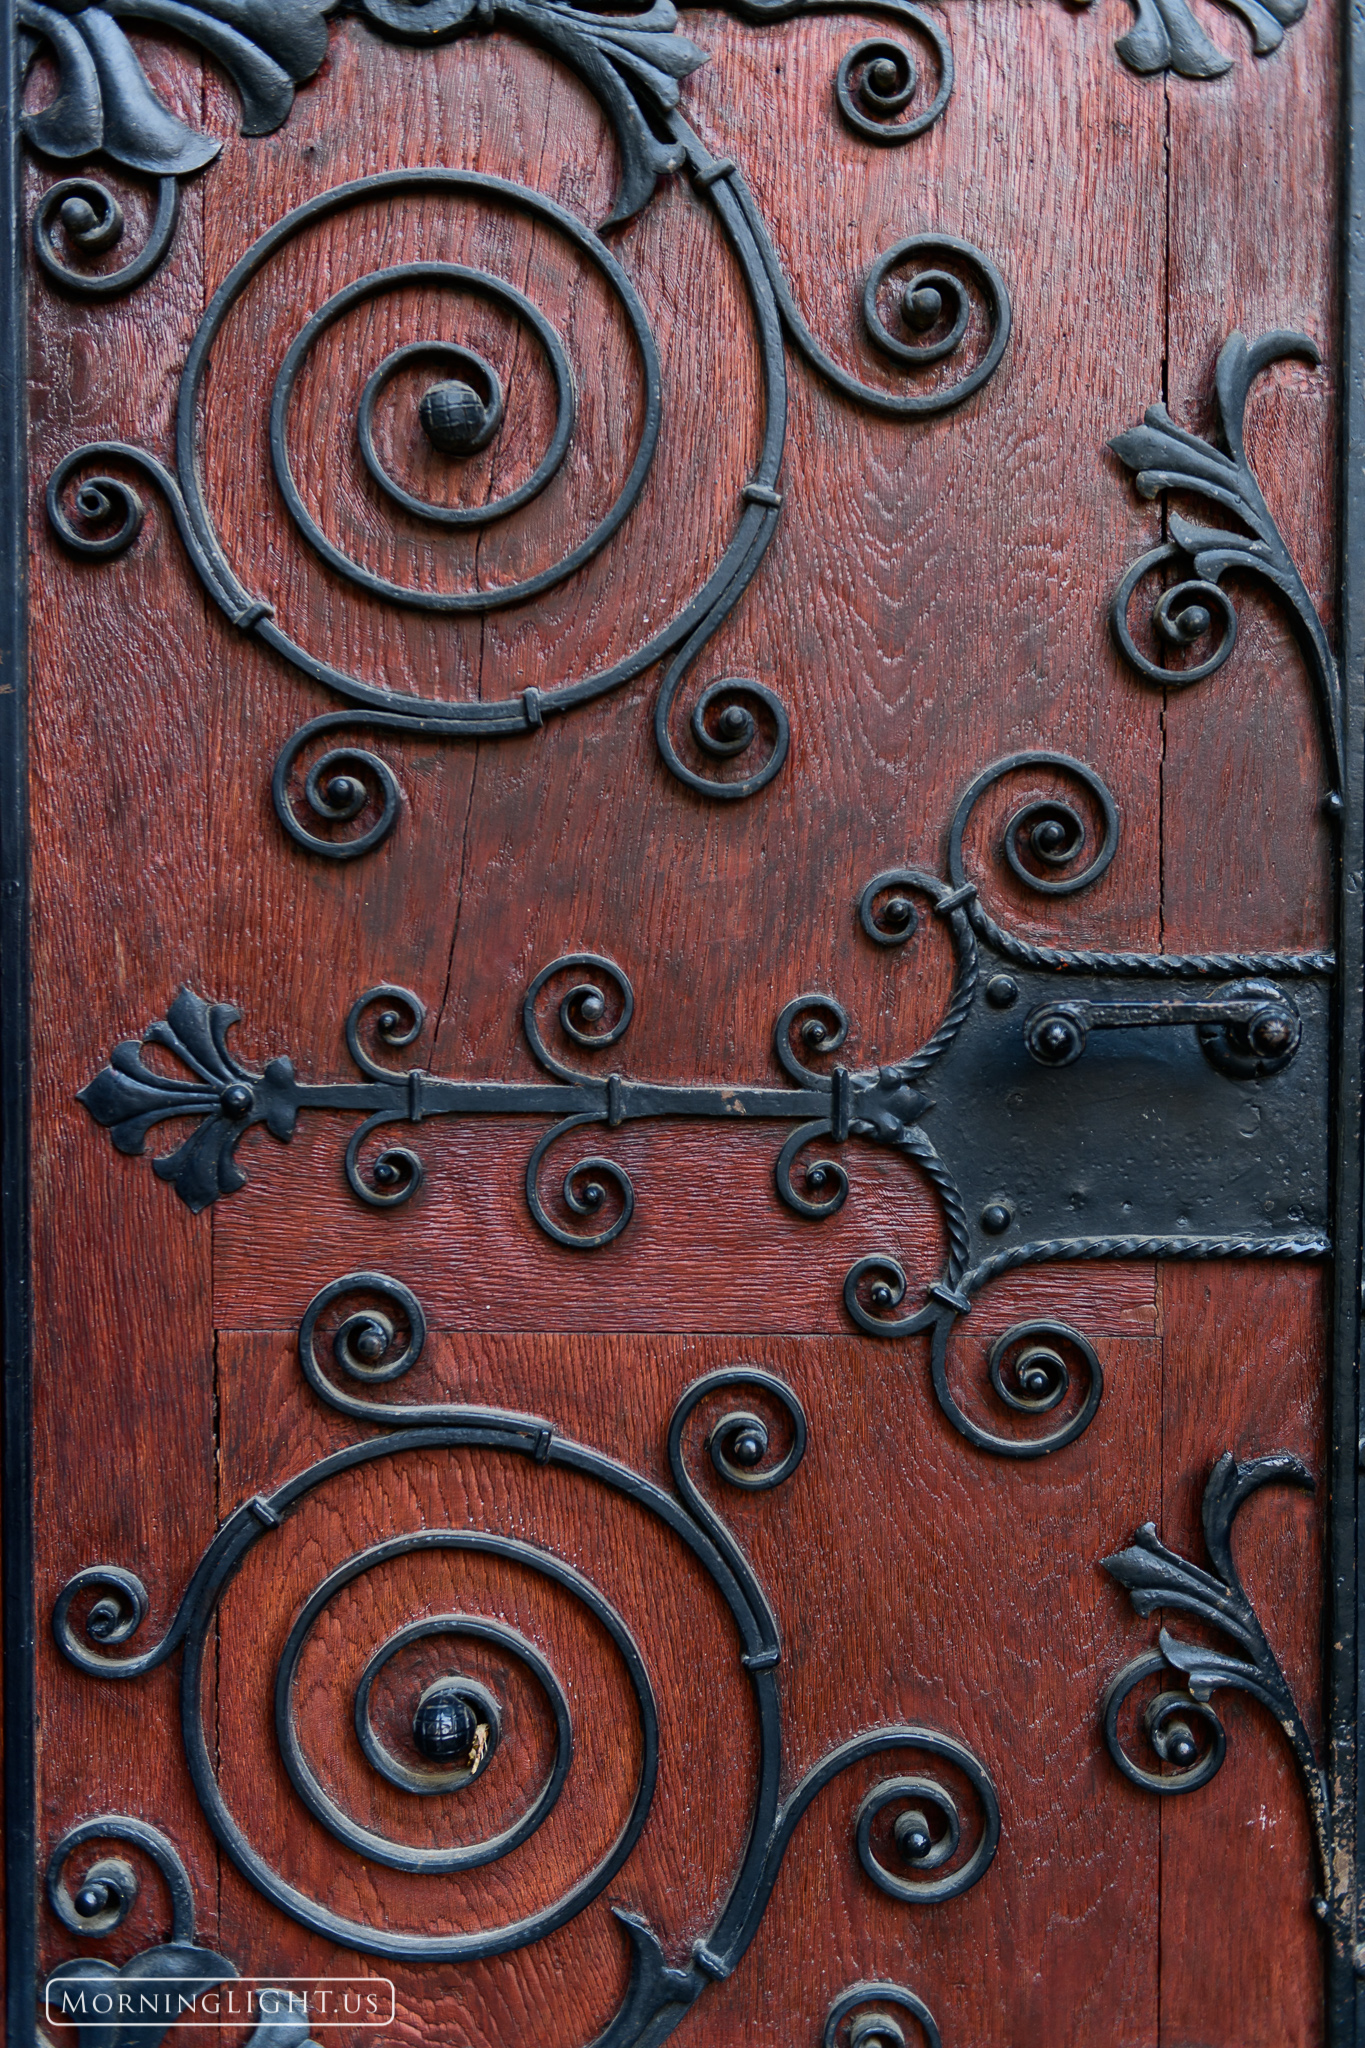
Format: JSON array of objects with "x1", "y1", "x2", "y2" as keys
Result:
[
  {"x1": 981, "y1": 1202, "x2": 1012, "y2": 1235},
  {"x1": 220, "y1": 1083, "x2": 253, "y2": 1120},
  {"x1": 894, "y1": 1808, "x2": 933, "y2": 1860},
  {"x1": 730, "y1": 1428, "x2": 766, "y2": 1467},
  {"x1": 718, "y1": 705, "x2": 749, "y2": 739},
  {"x1": 870, "y1": 1283, "x2": 895, "y2": 1310},
  {"x1": 325, "y1": 774, "x2": 363, "y2": 810},
  {"x1": 881, "y1": 895, "x2": 915, "y2": 930},
  {"x1": 985, "y1": 975, "x2": 1019, "y2": 1009},
  {"x1": 74, "y1": 1883, "x2": 112, "y2": 1918}
]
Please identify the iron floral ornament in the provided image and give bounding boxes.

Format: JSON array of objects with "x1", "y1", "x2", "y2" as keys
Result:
[
  {"x1": 79, "y1": 751, "x2": 1333, "y2": 1462},
  {"x1": 1100, "y1": 1453, "x2": 1344, "y2": 1956}
]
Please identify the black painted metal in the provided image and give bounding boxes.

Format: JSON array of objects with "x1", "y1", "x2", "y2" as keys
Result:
[
  {"x1": 1, "y1": 0, "x2": 34, "y2": 2028},
  {"x1": 51, "y1": 1363, "x2": 1000, "y2": 2044},
  {"x1": 1112, "y1": 329, "x2": 1343, "y2": 796},
  {"x1": 42, "y1": 1818, "x2": 322, "y2": 2048},
  {"x1": 1106, "y1": 0, "x2": 1308, "y2": 80},
  {"x1": 77, "y1": 751, "x2": 1333, "y2": 1460},
  {"x1": 1335, "y1": 0, "x2": 1365, "y2": 2023},
  {"x1": 1100, "y1": 1454, "x2": 1336, "y2": 1930},
  {"x1": 38, "y1": 37, "x2": 1012, "y2": 842}
]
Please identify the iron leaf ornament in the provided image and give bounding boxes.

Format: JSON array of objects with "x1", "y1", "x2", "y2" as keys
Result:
[
  {"x1": 1111, "y1": 328, "x2": 1340, "y2": 796},
  {"x1": 19, "y1": 0, "x2": 706, "y2": 225},
  {"x1": 1094, "y1": 0, "x2": 1308, "y2": 80},
  {"x1": 1101, "y1": 1452, "x2": 1338, "y2": 1940},
  {"x1": 19, "y1": 0, "x2": 332, "y2": 175}
]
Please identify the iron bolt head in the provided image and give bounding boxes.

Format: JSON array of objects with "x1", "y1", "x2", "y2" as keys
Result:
[
  {"x1": 220, "y1": 1083, "x2": 253, "y2": 1120},
  {"x1": 981, "y1": 1202, "x2": 1012, "y2": 1235}
]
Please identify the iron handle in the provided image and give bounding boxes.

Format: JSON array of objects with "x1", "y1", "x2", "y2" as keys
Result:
[{"x1": 1023, "y1": 977, "x2": 1301, "y2": 1076}]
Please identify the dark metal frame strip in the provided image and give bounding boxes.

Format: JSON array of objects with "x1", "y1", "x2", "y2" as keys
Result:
[
  {"x1": 1, "y1": 0, "x2": 35, "y2": 2028},
  {"x1": 1334, "y1": 0, "x2": 1365, "y2": 2027}
]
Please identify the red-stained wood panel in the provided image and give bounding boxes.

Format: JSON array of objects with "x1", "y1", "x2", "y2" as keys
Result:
[{"x1": 20, "y1": 0, "x2": 1338, "y2": 2039}]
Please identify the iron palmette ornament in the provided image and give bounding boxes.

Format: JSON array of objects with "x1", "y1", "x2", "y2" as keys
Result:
[
  {"x1": 1100, "y1": 1453, "x2": 1341, "y2": 1951},
  {"x1": 50, "y1": 1364, "x2": 1000, "y2": 2043},
  {"x1": 79, "y1": 751, "x2": 1333, "y2": 1461},
  {"x1": 1112, "y1": 328, "x2": 1339, "y2": 794}
]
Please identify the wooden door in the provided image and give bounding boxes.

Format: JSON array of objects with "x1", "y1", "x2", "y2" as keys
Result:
[{"x1": 5, "y1": 0, "x2": 1363, "y2": 2039}]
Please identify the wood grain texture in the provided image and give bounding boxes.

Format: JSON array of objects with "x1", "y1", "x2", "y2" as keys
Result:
[{"x1": 21, "y1": 0, "x2": 1337, "y2": 2038}]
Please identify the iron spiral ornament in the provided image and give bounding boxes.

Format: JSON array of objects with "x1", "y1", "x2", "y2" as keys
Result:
[
  {"x1": 50, "y1": 1357, "x2": 999, "y2": 2043},
  {"x1": 37, "y1": 0, "x2": 1016, "y2": 851}
]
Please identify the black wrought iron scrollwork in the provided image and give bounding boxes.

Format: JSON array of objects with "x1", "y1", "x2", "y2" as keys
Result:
[
  {"x1": 38, "y1": 0, "x2": 1014, "y2": 842},
  {"x1": 42, "y1": 1817, "x2": 318, "y2": 2048},
  {"x1": 1112, "y1": 329, "x2": 1340, "y2": 796},
  {"x1": 52, "y1": 1363, "x2": 998, "y2": 2044},
  {"x1": 1099, "y1": 1451, "x2": 1334, "y2": 1932},
  {"x1": 79, "y1": 749, "x2": 1333, "y2": 1458},
  {"x1": 824, "y1": 1982, "x2": 941, "y2": 2048}
]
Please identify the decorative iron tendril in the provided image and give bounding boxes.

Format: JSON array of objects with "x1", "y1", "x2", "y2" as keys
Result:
[
  {"x1": 32, "y1": 174, "x2": 180, "y2": 297},
  {"x1": 39, "y1": 34, "x2": 1006, "y2": 845},
  {"x1": 51, "y1": 1359, "x2": 998, "y2": 2046},
  {"x1": 1100, "y1": 1450, "x2": 1334, "y2": 1926},
  {"x1": 823, "y1": 1982, "x2": 941, "y2": 2048},
  {"x1": 47, "y1": 1815, "x2": 197, "y2": 1943},
  {"x1": 945, "y1": 750, "x2": 1333, "y2": 979},
  {"x1": 44, "y1": 1818, "x2": 324, "y2": 2048},
  {"x1": 1111, "y1": 329, "x2": 1340, "y2": 798}
]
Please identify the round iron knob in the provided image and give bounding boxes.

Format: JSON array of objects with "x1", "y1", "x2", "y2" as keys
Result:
[
  {"x1": 412, "y1": 1683, "x2": 480, "y2": 1764},
  {"x1": 980, "y1": 1202, "x2": 1012, "y2": 1235},
  {"x1": 849, "y1": 2014, "x2": 908, "y2": 2048},
  {"x1": 1164, "y1": 1720, "x2": 1199, "y2": 1768},
  {"x1": 894, "y1": 1808, "x2": 933, "y2": 1862},
  {"x1": 220, "y1": 1083, "x2": 253, "y2": 1120},
  {"x1": 418, "y1": 379, "x2": 495, "y2": 454}
]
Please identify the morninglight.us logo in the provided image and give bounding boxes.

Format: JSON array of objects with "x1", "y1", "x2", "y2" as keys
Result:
[{"x1": 41, "y1": 1976, "x2": 396, "y2": 2031}]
